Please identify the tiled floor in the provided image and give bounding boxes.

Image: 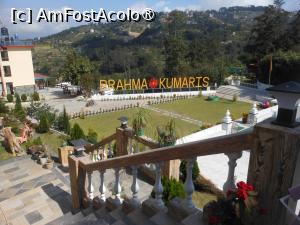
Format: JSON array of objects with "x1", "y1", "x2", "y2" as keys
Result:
[{"x1": 0, "y1": 156, "x2": 72, "y2": 225}]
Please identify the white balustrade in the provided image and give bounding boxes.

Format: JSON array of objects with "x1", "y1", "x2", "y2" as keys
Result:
[
  {"x1": 154, "y1": 162, "x2": 164, "y2": 208},
  {"x1": 99, "y1": 170, "x2": 106, "y2": 201},
  {"x1": 129, "y1": 139, "x2": 133, "y2": 154},
  {"x1": 136, "y1": 141, "x2": 140, "y2": 153},
  {"x1": 223, "y1": 152, "x2": 243, "y2": 193},
  {"x1": 114, "y1": 168, "x2": 122, "y2": 204},
  {"x1": 108, "y1": 142, "x2": 113, "y2": 158},
  {"x1": 131, "y1": 166, "x2": 140, "y2": 204},
  {"x1": 184, "y1": 158, "x2": 196, "y2": 209},
  {"x1": 87, "y1": 171, "x2": 94, "y2": 200}
]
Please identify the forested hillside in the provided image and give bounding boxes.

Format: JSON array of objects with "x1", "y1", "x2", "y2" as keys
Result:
[{"x1": 32, "y1": 4, "x2": 300, "y2": 86}]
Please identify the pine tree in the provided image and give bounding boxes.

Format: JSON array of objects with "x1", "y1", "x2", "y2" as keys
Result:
[
  {"x1": 70, "y1": 123, "x2": 85, "y2": 140},
  {"x1": 14, "y1": 94, "x2": 25, "y2": 120},
  {"x1": 62, "y1": 106, "x2": 71, "y2": 134},
  {"x1": 87, "y1": 129, "x2": 98, "y2": 144},
  {"x1": 37, "y1": 114, "x2": 50, "y2": 133}
]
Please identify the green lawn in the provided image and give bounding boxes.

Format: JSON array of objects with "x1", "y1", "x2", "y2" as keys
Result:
[
  {"x1": 71, "y1": 108, "x2": 201, "y2": 140},
  {"x1": 35, "y1": 132, "x2": 68, "y2": 154},
  {"x1": 0, "y1": 144, "x2": 14, "y2": 161},
  {"x1": 155, "y1": 97, "x2": 251, "y2": 124}
]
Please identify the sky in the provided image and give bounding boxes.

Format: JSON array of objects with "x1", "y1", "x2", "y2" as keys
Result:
[{"x1": 0, "y1": 0, "x2": 299, "y2": 38}]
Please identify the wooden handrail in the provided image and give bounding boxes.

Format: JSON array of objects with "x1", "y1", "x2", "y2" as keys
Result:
[
  {"x1": 85, "y1": 133, "x2": 117, "y2": 153},
  {"x1": 124, "y1": 129, "x2": 159, "y2": 149},
  {"x1": 79, "y1": 130, "x2": 253, "y2": 172}
]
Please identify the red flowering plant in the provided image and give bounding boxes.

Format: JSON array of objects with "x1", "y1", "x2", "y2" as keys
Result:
[{"x1": 203, "y1": 181, "x2": 260, "y2": 225}]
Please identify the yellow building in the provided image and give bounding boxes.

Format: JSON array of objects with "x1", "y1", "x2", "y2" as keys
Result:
[{"x1": 0, "y1": 27, "x2": 35, "y2": 96}]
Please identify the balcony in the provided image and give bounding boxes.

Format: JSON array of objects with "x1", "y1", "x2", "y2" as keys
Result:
[{"x1": 0, "y1": 40, "x2": 33, "y2": 48}]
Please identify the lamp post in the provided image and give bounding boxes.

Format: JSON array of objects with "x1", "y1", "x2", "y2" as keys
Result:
[
  {"x1": 118, "y1": 116, "x2": 128, "y2": 129},
  {"x1": 266, "y1": 81, "x2": 300, "y2": 128}
]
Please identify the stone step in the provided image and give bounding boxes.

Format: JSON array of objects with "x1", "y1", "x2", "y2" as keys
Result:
[
  {"x1": 94, "y1": 207, "x2": 115, "y2": 224},
  {"x1": 110, "y1": 207, "x2": 126, "y2": 221},
  {"x1": 180, "y1": 211, "x2": 204, "y2": 225},
  {"x1": 150, "y1": 211, "x2": 180, "y2": 225},
  {"x1": 111, "y1": 220, "x2": 127, "y2": 225},
  {"x1": 126, "y1": 208, "x2": 156, "y2": 225},
  {"x1": 45, "y1": 211, "x2": 84, "y2": 225},
  {"x1": 72, "y1": 212, "x2": 108, "y2": 225}
]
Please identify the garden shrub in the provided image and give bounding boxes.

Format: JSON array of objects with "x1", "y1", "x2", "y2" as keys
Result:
[
  {"x1": 70, "y1": 123, "x2": 85, "y2": 140},
  {"x1": 21, "y1": 94, "x2": 27, "y2": 102},
  {"x1": 37, "y1": 114, "x2": 50, "y2": 133},
  {"x1": 56, "y1": 106, "x2": 71, "y2": 134},
  {"x1": 151, "y1": 177, "x2": 185, "y2": 204},
  {"x1": 6, "y1": 94, "x2": 13, "y2": 102},
  {"x1": 32, "y1": 92, "x2": 40, "y2": 101},
  {"x1": 14, "y1": 94, "x2": 26, "y2": 121},
  {"x1": 0, "y1": 99, "x2": 9, "y2": 114},
  {"x1": 180, "y1": 160, "x2": 200, "y2": 181},
  {"x1": 87, "y1": 128, "x2": 98, "y2": 144},
  {"x1": 23, "y1": 137, "x2": 43, "y2": 149}
]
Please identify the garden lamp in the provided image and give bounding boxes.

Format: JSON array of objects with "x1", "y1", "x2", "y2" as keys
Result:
[
  {"x1": 118, "y1": 116, "x2": 128, "y2": 129},
  {"x1": 266, "y1": 81, "x2": 300, "y2": 128}
]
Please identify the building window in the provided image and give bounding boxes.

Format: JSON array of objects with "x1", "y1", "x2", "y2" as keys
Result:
[
  {"x1": 3, "y1": 66, "x2": 11, "y2": 77},
  {"x1": 1, "y1": 51, "x2": 9, "y2": 61}
]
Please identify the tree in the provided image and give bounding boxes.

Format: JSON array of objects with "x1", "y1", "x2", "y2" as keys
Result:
[
  {"x1": 37, "y1": 114, "x2": 50, "y2": 133},
  {"x1": 274, "y1": 0, "x2": 285, "y2": 8},
  {"x1": 14, "y1": 94, "x2": 25, "y2": 120},
  {"x1": 0, "y1": 99, "x2": 9, "y2": 114},
  {"x1": 180, "y1": 160, "x2": 200, "y2": 181},
  {"x1": 80, "y1": 73, "x2": 95, "y2": 97},
  {"x1": 70, "y1": 123, "x2": 85, "y2": 140},
  {"x1": 60, "y1": 50, "x2": 93, "y2": 85},
  {"x1": 245, "y1": 6, "x2": 288, "y2": 58},
  {"x1": 56, "y1": 106, "x2": 71, "y2": 134}
]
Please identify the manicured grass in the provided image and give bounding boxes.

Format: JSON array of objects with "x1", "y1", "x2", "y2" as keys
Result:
[
  {"x1": 71, "y1": 108, "x2": 200, "y2": 140},
  {"x1": 192, "y1": 191, "x2": 217, "y2": 209},
  {"x1": 155, "y1": 97, "x2": 251, "y2": 124},
  {"x1": 35, "y1": 132, "x2": 68, "y2": 154}
]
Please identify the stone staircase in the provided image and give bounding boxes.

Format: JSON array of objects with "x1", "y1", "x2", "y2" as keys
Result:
[
  {"x1": 46, "y1": 200, "x2": 203, "y2": 225},
  {"x1": 216, "y1": 85, "x2": 268, "y2": 102}
]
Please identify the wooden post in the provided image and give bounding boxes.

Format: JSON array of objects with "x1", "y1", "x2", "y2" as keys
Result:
[
  {"x1": 116, "y1": 127, "x2": 129, "y2": 156},
  {"x1": 163, "y1": 159, "x2": 180, "y2": 181},
  {"x1": 68, "y1": 155, "x2": 87, "y2": 209},
  {"x1": 247, "y1": 121, "x2": 300, "y2": 225}
]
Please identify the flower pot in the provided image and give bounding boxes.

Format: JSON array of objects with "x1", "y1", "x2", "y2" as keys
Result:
[
  {"x1": 39, "y1": 157, "x2": 47, "y2": 165},
  {"x1": 43, "y1": 160, "x2": 54, "y2": 169}
]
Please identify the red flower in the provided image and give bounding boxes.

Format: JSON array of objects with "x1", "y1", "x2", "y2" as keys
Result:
[
  {"x1": 208, "y1": 216, "x2": 220, "y2": 224},
  {"x1": 247, "y1": 184, "x2": 254, "y2": 191},
  {"x1": 237, "y1": 181, "x2": 248, "y2": 190},
  {"x1": 237, "y1": 189, "x2": 248, "y2": 200},
  {"x1": 148, "y1": 77, "x2": 158, "y2": 89}
]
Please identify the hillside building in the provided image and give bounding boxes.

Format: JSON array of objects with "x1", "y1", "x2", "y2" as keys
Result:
[{"x1": 0, "y1": 27, "x2": 35, "y2": 96}]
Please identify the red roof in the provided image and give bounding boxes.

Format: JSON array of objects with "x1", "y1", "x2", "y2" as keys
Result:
[{"x1": 34, "y1": 73, "x2": 49, "y2": 80}]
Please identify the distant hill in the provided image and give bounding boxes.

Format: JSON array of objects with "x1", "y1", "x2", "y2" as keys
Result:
[{"x1": 32, "y1": 6, "x2": 270, "y2": 79}]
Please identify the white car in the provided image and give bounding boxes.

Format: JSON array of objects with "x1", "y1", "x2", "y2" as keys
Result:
[{"x1": 56, "y1": 82, "x2": 71, "y2": 88}]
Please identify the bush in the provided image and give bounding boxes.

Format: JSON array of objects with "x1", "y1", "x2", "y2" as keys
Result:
[
  {"x1": 21, "y1": 94, "x2": 27, "y2": 102},
  {"x1": 37, "y1": 114, "x2": 50, "y2": 133},
  {"x1": 151, "y1": 177, "x2": 185, "y2": 204},
  {"x1": 32, "y1": 92, "x2": 40, "y2": 101},
  {"x1": 87, "y1": 128, "x2": 98, "y2": 144},
  {"x1": 70, "y1": 123, "x2": 85, "y2": 140},
  {"x1": 180, "y1": 160, "x2": 200, "y2": 181},
  {"x1": 257, "y1": 51, "x2": 300, "y2": 85},
  {"x1": 6, "y1": 94, "x2": 13, "y2": 102},
  {"x1": 56, "y1": 106, "x2": 70, "y2": 134},
  {"x1": 0, "y1": 99, "x2": 9, "y2": 114},
  {"x1": 232, "y1": 94, "x2": 238, "y2": 102},
  {"x1": 23, "y1": 137, "x2": 43, "y2": 149}
]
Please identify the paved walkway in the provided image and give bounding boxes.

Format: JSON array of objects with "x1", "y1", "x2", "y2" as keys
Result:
[
  {"x1": 143, "y1": 105, "x2": 202, "y2": 126},
  {"x1": 0, "y1": 156, "x2": 153, "y2": 225}
]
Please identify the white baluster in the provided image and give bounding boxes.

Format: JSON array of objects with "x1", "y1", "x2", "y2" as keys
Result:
[
  {"x1": 108, "y1": 142, "x2": 113, "y2": 158},
  {"x1": 131, "y1": 166, "x2": 140, "y2": 204},
  {"x1": 184, "y1": 158, "x2": 196, "y2": 209},
  {"x1": 223, "y1": 152, "x2": 243, "y2": 193},
  {"x1": 129, "y1": 139, "x2": 133, "y2": 154},
  {"x1": 99, "y1": 170, "x2": 106, "y2": 201},
  {"x1": 154, "y1": 162, "x2": 164, "y2": 208},
  {"x1": 87, "y1": 172, "x2": 94, "y2": 200},
  {"x1": 114, "y1": 168, "x2": 122, "y2": 204},
  {"x1": 136, "y1": 141, "x2": 140, "y2": 154}
]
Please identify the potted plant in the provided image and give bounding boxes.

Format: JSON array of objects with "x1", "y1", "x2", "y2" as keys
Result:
[
  {"x1": 157, "y1": 119, "x2": 177, "y2": 147},
  {"x1": 132, "y1": 109, "x2": 149, "y2": 136},
  {"x1": 44, "y1": 158, "x2": 54, "y2": 169},
  {"x1": 242, "y1": 113, "x2": 248, "y2": 124}
]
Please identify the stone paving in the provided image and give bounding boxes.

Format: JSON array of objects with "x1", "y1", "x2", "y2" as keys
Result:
[{"x1": 0, "y1": 155, "x2": 154, "y2": 225}]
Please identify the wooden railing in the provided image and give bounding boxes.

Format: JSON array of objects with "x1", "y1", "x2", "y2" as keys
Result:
[{"x1": 68, "y1": 122, "x2": 300, "y2": 225}]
